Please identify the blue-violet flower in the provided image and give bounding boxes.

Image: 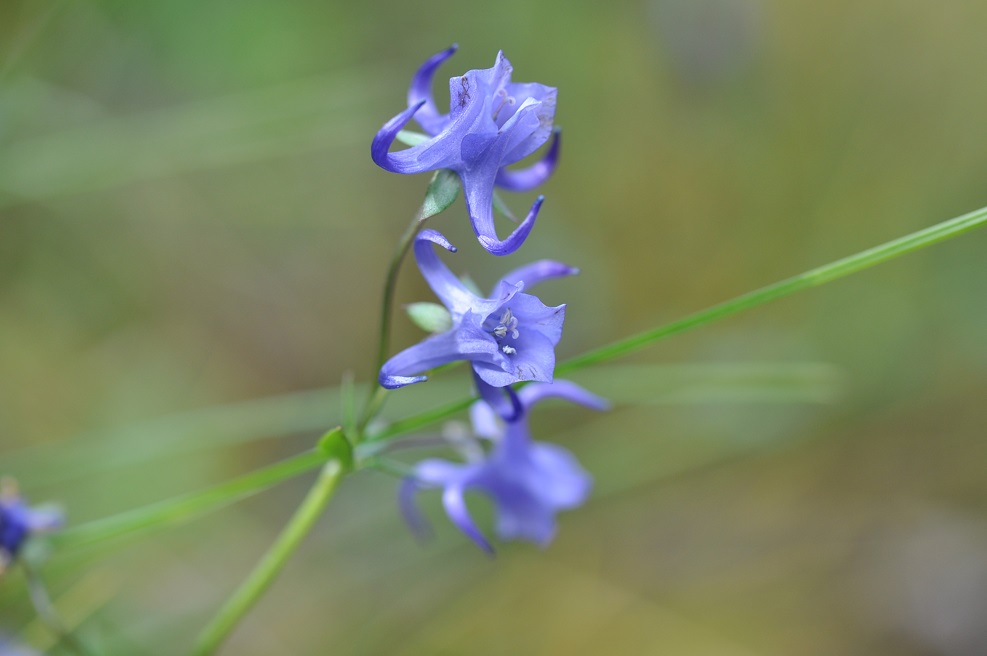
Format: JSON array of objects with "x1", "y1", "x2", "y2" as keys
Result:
[
  {"x1": 372, "y1": 46, "x2": 560, "y2": 256},
  {"x1": 400, "y1": 381, "x2": 608, "y2": 552},
  {"x1": 0, "y1": 479, "x2": 62, "y2": 575},
  {"x1": 379, "y1": 230, "x2": 575, "y2": 390}
]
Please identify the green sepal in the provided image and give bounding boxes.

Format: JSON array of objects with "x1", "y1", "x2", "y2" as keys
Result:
[
  {"x1": 395, "y1": 130, "x2": 430, "y2": 147},
  {"x1": 405, "y1": 302, "x2": 453, "y2": 333},
  {"x1": 421, "y1": 169, "x2": 461, "y2": 220},
  {"x1": 317, "y1": 426, "x2": 353, "y2": 472}
]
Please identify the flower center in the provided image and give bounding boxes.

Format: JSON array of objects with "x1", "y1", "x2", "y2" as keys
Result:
[
  {"x1": 491, "y1": 88, "x2": 517, "y2": 124},
  {"x1": 490, "y1": 308, "x2": 520, "y2": 356}
]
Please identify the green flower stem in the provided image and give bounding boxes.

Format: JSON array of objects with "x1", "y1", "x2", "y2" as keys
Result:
[
  {"x1": 192, "y1": 457, "x2": 346, "y2": 656},
  {"x1": 370, "y1": 203, "x2": 427, "y2": 386},
  {"x1": 22, "y1": 563, "x2": 96, "y2": 656},
  {"x1": 359, "y1": 205, "x2": 426, "y2": 437},
  {"x1": 373, "y1": 203, "x2": 987, "y2": 439},
  {"x1": 361, "y1": 170, "x2": 461, "y2": 435},
  {"x1": 50, "y1": 449, "x2": 333, "y2": 551}
]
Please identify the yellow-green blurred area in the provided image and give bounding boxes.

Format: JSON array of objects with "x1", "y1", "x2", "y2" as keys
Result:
[{"x1": 2, "y1": 0, "x2": 987, "y2": 653}]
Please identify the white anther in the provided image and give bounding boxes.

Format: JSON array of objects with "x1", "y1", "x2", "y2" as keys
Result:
[{"x1": 502, "y1": 345, "x2": 517, "y2": 355}]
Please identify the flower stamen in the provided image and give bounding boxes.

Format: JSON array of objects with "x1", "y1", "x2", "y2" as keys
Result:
[
  {"x1": 491, "y1": 89, "x2": 516, "y2": 122},
  {"x1": 492, "y1": 308, "x2": 520, "y2": 340}
]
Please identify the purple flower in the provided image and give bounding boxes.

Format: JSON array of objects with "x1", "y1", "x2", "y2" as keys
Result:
[
  {"x1": 379, "y1": 230, "x2": 575, "y2": 390},
  {"x1": 372, "y1": 46, "x2": 560, "y2": 256},
  {"x1": 400, "y1": 381, "x2": 608, "y2": 552},
  {"x1": 0, "y1": 480, "x2": 62, "y2": 574},
  {"x1": 0, "y1": 636, "x2": 39, "y2": 656}
]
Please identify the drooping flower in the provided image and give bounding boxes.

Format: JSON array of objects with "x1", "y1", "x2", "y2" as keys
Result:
[
  {"x1": 400, "y1": 381, "x2": 609, "y2": 552},
  {"x1": 0, "y1": 479, "x2": 62, "y2": 575},
  {"x1": 379, "y1": 230, "x2": 575, "y2": 390},
  {"x1": 372, "y1": 46, "x2": 560, "y2": 256}
]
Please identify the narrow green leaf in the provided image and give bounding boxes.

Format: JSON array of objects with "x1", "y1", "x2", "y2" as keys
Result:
[
  {"x1": 559, "y1": 204, "x2": 987, "y2": 373},
  {"x1": 421, "y1": 169, "x2": 461, "y2": 220},
  {"x1": 49, "y1": 450, "x2": 330, "y2": 552},
  {"x1": 405, "y1": 302, "x2": 453, "y2": 333}
]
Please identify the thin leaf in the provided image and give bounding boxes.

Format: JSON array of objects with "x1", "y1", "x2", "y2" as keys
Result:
[{"x1": 48, "y1": 449, "x2": 331, "y2": 552}]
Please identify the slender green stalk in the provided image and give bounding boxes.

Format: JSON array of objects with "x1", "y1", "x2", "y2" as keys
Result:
[
  {"x1": 373, "y1": 203, "x2": 987, "y2": 438},
  {"x1": 372, "y1": 203, "x2": 427, "y2": 379},
  {"x1": 51, "y1": 450, "x2": 331, "y2": 551},
  {"x1": 361, "y1": 169, "x2": 461, "y2": 434},
  {"x1": 358, "y1": 206, "x2": 427, "y2": 436},
  {"x1": 559, "y1": 204, "x2": 987, "y2": 373},
  {"x1": 23, "y1": 563, "x2": 96, "y2": 656},
  {"x1": 192, "y1": 457, "x2": 345, "y2": 656}
]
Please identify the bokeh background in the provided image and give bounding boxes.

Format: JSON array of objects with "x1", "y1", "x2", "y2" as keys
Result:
[{"x1": 2, "y1": 0, "x2": 987, "y2": 654}]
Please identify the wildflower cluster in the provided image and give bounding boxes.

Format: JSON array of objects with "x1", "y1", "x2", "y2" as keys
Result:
[{"x1": 374, "y1": 46, "x2": 606, "y2": 551}]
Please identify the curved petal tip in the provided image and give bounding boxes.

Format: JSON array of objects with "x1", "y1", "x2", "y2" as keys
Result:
[
  {"x1": 371, "y1": 99, "x2": 427, "y2": 173},
  {"x1": 495, "y1": 129, "x2": 561, "y2": 192},
  {"x1": 417, "y1": 229, "x2": 458, "y2": 253},
  {"x1": 477, "y1": 195, "x2": 544, "y2": 256},
  {"x1": 379, "y1": 373, "x2": 428, "y2": 389}
]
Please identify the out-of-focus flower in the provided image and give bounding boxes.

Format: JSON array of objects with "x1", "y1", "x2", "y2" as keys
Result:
[
  {"x1": 400, "y1": 381, "x2": 608, "y2": 552},
  {"x1": 379, "y1": 230, "x2": 575, "y2": 390},
  {"x1": 372, "y1": 46, "x2": 560, "y2": 256},
  {"x1": 0, "y1": 635, "x2": 39, "y2": 656},
  {"x1": 0, "y1": 479, "x2": 62, "y2": 575}
]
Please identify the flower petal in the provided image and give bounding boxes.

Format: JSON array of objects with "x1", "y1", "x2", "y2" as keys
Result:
[
  {"x1": 492, "y1": 96, "x2": 548, "y2": 167},
  {"x1": 398, "y1": 477, "x2": 432, "y2": 540},
  {"x1": 492, "y1": 490, "x2": 557, "y2": 547},
  {"x1": 408, "y1": 44, "x2": 457, "y2": 136},
  {"x1": 472, "y1": 329, "x2": 557, "y2": 387},
  {"x1": 462, "y1": 168, "x2": 543, "y2": 256},
  {"x1": 448, "y1": 51, "x2": 513, "y2": 124},
  {"x1": 22, "y1": 505, "x2": 63, "y2": 532},
  {"x1": 371, "y1": 101, "x2": 459, "y2": 174},
  {"x1": 442, "y1": 485, "x2": 494, "y2": 554},
  {"x1": 379, "y1": 319, "x2": 501, "y2": 389},
  {"x1": 473, "y1": 372, "x2": 522, "y2": 421},
  {"x1": 509, "y1": 294, "x2": 566, "y2": 345},
  {"x1": 412, "y1": 230, "x2": 476, "y2": 315},
  {"x1": 495, "y1": 257, "x2": 577, "y2": 292},
  {"x1": 501, "y1": 85, "x2": 557, "y2": 164},
  {"x1": 469, "y1": 398, "x2": 503, "y2": 441},
  {"x1": 517, "y1": 380, "x2": 611, "y2": 413},
  {"x1": 495, "y1": 128, "x2": 561, "y2": 192},
  {"x1": 524, "y1": 442, "x2": 592, "y2": 508}
]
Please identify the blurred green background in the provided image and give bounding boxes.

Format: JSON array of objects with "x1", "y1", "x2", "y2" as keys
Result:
[{"x1": 2, "y1": 0, "x2": 987, "y2": 654}]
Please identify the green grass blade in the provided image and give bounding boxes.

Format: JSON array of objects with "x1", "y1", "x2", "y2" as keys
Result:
[
  {"x1": 559, "y1": 204, "x2": 987, "y2": 373},
  {"x1": 49, "y1": 449, "x2": 330, "y2": 552}
]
